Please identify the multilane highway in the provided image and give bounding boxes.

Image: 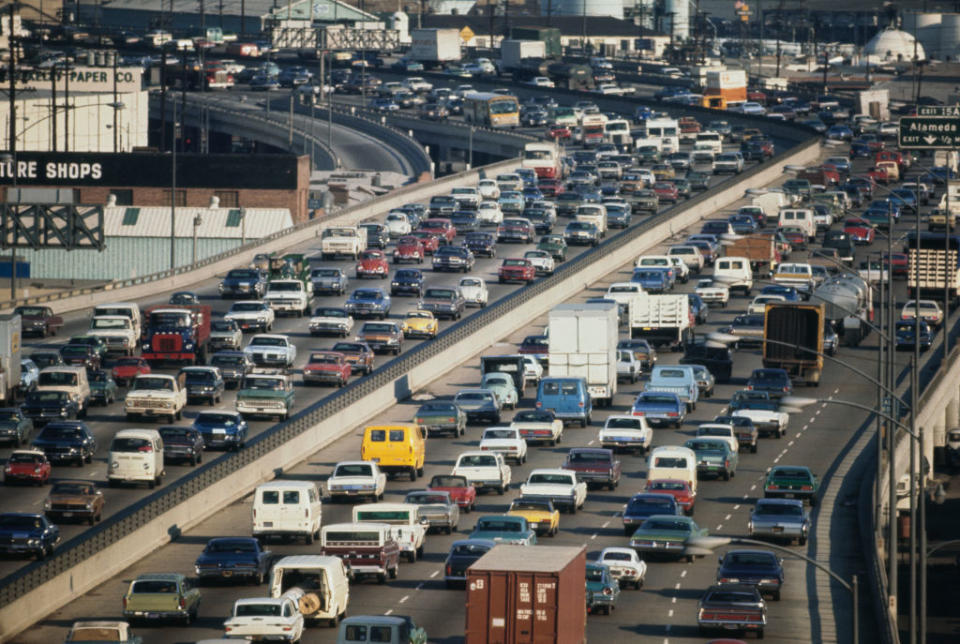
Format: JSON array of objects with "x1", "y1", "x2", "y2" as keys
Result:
[{"x1": 10, "y1": 136, "x2": 917, "y2": 643}]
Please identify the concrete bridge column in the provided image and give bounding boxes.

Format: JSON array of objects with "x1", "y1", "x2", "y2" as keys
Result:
[{"x1": 938, "y1": 394, "x2": 960, "y2": 466}]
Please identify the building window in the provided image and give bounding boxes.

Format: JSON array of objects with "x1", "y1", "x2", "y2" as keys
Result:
[
  {"x1": 122, "y1": 208, "x2": 140, "y2": 226},
  {"x1": 225, "y1": 209, "x2": 242, "y2": 227},
  {"x1": 112, "y1": 189, "x2": 133, "y2": 206},
  {"x1": 163, "y1": 189, "x2": 187, "y2": 206},
  {"x1": 215, "y1": 190, "x2": 239, "y2": 208}
]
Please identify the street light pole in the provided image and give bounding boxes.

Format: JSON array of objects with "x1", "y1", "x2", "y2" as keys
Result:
[
  {"x1": 170, "y1": 98, "x2": 177, "y2": 271},
  {"x1": 7, "y1": 1, "x2": 17, "y2": 302}
]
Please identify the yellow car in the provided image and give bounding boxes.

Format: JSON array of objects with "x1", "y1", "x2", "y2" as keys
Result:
[
  {"x1": 401, "y1": 310, "x2": 439, "y2": 339},
  {"x1": 507, "y1": 497, "x2": 560, "y2": 537},
  {"x1": 651, "y1": 164, "x2": 675, "y2": 180}
]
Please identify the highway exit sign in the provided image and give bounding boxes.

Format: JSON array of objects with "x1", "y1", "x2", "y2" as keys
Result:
[{"x1": 899, "y1": 116, "x2": 960, "y2": 149}]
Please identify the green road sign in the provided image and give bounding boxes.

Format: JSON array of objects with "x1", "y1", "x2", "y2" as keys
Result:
[{"x1": 899, "y1": 116, "x2": 960, "y2": 149}]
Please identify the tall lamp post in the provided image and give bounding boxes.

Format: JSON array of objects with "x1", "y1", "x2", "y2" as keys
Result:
[{"x1": 6, "y1": 1, "x2": 18, "y2": 301}]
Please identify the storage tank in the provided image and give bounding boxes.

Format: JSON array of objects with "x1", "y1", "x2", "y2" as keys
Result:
[
  {"x1": 552, "y1": 0, "x2": 623, "y2": 20},
  {"x1": 903, "y1": 11, "x2": 942, "y2": 60},
  {"x1": 665, "y1": 0, "x2": 690, "y2": 40},
  {"x1": 940, "y1": 13, "x2": 960, "y2": 61}
]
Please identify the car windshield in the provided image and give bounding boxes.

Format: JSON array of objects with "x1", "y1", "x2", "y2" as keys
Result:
[
  {"x1": 235, "y1": 603, "x2": 281, "y2": 617},
  {"x1": 483, "y1": 429, "x2": 516, "y2": 440},
  {"x1": 586, "y1": 567, "x2": 605, "y2": 582},
  {"x1": 452, "y1": 543, "x2": 491, "y2": 556},
  {"x1": 726, "y1": 552, "x2": 777, "y2": 566},
  {"x1": 250, "y1": 337, "x2": 286, "y2": 347},
  {"x1": 51, "y1": 482, "x2": 93, "y2": 495},
  {"x1": 706, "y1": 590, "x2": 758, "y2": 603},
  {"x1": 196, "y1": 413, "x2": 238, "y2": 425},
  {"x1": 528, "y1": 473, "x2": 573, "y2": 485},
  {"x1": 352, "y1": 291, "x2": 381, "y2": 301},
  {"x1": 183, "y1": 371, "x2": 215, "y2": 383},
  {"x1": 642, "y1": 519, "x2": 690, "y2": 532},
  {"x1": 212, "y1": 355, "x2": 245, "y2": 366},
  {"x1": 91, "y1": 318, "x2": 128, "y2": 329},
  {"x1": 211, "y1": 321, "x2": 237, "y2": 332},
  {"x1": 456, "y1": 393, "x2": 490, "y2": 402},
  {"x1": 8, "y1": 452, "x2": 44, "y2": 464},
  {"x1": 477, "y1": 519, "x2": 521, "y2": 532},
  {"x1": 362, "y1": 323, "x2": 395, "y2": 333},
  {"x1": 458, "y1": 454, "x2": 496, "y2": 466},
  {"x1": 629, "y1": 497, "x2": 674, "y2": 511},
  {"x1": 231, "y1": 303, "x2": 265, "y2": 312},
  {"x1": 15, "y1": 306, "x2": 44, "y2": 316},
  {"x1": 755, "y1": 502, "x2": 803, "y2": 516},
  {"x1": 639, "y1": 394, "x2": 677, "y2": 404},
  {"x1": 772, "y1": 468, "x2": 812, "y2": 480},
  {"x1": 408, "y1": 493, "x2": 448, "y2": 504},
  {"x1": 243, "y1": 378, "x2": 283, "y2": 390},
  {"x1": 567, "y1": 451, "x2": 609, "y2": 463},
  {"x1": 334, "y1": 464, "x2": 373, "y2": 477}
]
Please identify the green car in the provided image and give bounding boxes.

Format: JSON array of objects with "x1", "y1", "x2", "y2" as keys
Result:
[
  {"x1": 89, "y1": 369, "x2": 119, "y2": 406},
  {"x1": 469, "y1": 515, "x2": 537, "y2": 545},
  {"x1": 122, "y1": 572, "x2": 201, "y2": 625},
  {"x1": 629, "y1": 515, "x2": 708, "y2": 562},
  {"x1": 684, "y1": 437, "x2": 738, "y2": 481},
  {"x1": 687, "y1": 170, "x2": 711, "y2": 192},
  {"x1": 764, "y1": 465, "x2": 819, "y2": 506},
  {"x1": 479, "y1": 373, "x2": 519, "y2": 410},
  {"x1": 537, "y1": 234, "x2": 567, "y2": 262},
  {"x1": 414, "y1": 400, "x2": 466, "y2": 437},
  {"x1": 670, "y1": 177, "x2": 692, "y2": 199},
  {"x1": 236, "y1": 372, "x2": 296, "y2": 421},
  {"x1": 67, "y1": 335, "x2": 109, "y2": 360},
  {"x1": 337, "y1": 615, "x2": 427, "y2": 644},
  {"x1": 586, "y1": 562, "x2": 620, "y2": 615}
]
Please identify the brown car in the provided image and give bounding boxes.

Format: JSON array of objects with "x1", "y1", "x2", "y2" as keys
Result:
[
  {"x1": 45, "y1": 479, "x2": 104, "y2": 525},
  {"x1": 356, "y1": 321, "x2": 404, "y2": 355},
  {"x1": 331, "y1": 341, "x2": 375, "y2": 375},
  {"x1": 14, "y1": 305, "x2": 64, "y2": 338}
]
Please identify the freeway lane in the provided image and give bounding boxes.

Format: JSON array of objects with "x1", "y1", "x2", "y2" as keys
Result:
[
  {"x1": 13, "y1": 145, "x2": 908, "y2": 644},
  {"x1": 0, "y1": 125, "x2": 770, "y2": 587}
]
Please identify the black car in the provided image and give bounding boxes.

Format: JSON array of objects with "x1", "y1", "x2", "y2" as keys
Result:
[
  {"x1": 29, "y1": 351, "x2": 63, "y2": 370},
  {"x1": 360, "y1": 222, "x2": 390, "y2": 249},
  {"x1": 450, "y1": 210, "x2": 479, "y2": 234},
  {"x1": 716, "y1": 549, "x2": 784, "y2": 600},
  {"x1": 432, "y1": 246, "x2": 475, "y2": 273},
  {"x1": 59, "y1": 344, "x2": 101, "y2": 370},
  {"x1": 180, "y1": 367, "x2": 226, "y2": 405},
  {"x1": 444, "y1": 539, "x2": 497, "y2": 588},
  {"x1": 0, "y1": 407, "x2": 32, "y2": 446},
  {"x1": 463, "y1": 232, "x2": 497, "y2": 258},
  {"x1": 390, "y1": 269, "x2": 425, "y2": 297},
  {"x1": 158, "y1": 426, "x2": 205, "y2": 466},
  {"x1": 0, "y1": 513, "x2": 60, "y2": 559},
  {"x1": 31, "y1": 420, "x2": 97, "y2": 465},
  {"x1": 523, "y1": 208, "x2": 554, "y2": 234},
  {"x1": 209, "y1": 351, "x2": 255, "y2": 389},
  {"x1": 697, "y1": 584, "x2": 767, "y2": 638},
  {"x1": 680, "y1": 343, "x2": 733, "y2": 382},
  {"x1": 218, "y1": 268, "x2": 267, "y2": 299},
  {"x1": 746, "y1": 368, "x2": 793, "y2": 399},
  {"x1": 194, "y1": 537, "x2": 273, "y2": 585},
  {"x1": 21, "y1": 390, "x2": 82, "y2": 426}
]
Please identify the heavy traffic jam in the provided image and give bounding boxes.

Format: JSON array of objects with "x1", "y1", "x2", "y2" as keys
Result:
[{"x1": 1, "y1": 84, "x2": 940, "y2": 643}]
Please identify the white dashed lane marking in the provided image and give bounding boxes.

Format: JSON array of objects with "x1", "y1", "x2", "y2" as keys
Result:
[
  {"x1": 429, "y1": 570, "x2": 439, "y2": 578},
  {"x1": 399, "y1": 595, "x2": 409, "y2": 604},
  {"x1": 724, "y1": 514, "x2": 731, "y2": 521},
  {"x1": 384, "y1": 609, "x2": 394, "y2": 615},
  {"x1": 680, "y1": 570, "x2": 687, "y2": 578},
  {"x1": 602, "y1": 521, "x2": 611, "y2": 528},
  {"x1": 733, "y1": 504, "x2": 741, "y2": 510}
]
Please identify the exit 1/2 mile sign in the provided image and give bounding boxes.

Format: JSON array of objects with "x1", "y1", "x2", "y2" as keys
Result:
[{"x1": 899, "y1": 116, "x2": 960, "y2": 149}]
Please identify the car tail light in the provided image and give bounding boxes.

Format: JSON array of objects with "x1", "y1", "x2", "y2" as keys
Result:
[
  {"x1": 305, "y1": 509, "x2": 309, "y2": 517},
  {"x1": 578, "y1": 402, "x2": 584, "y2": 407},
  {"x1": 782, "y1": 387, "x2": 789, "y2": 392},
  {"x1": 535, "y1": 401, "x2": 542, "y2": 408},
  {"x1": 724, "y1": 460, "x2": 730, "y2": 469},
  {"x1": 179, "y1": 597, "x2": 186, "y2": 609},
  {"x1": 122, "y1": 597, "x2": 127, "y2": 610},
  {"x1": 801, "y1": 485, "x2": 813, "y2": 490},
  {"x1": 446, "y1": 564, "x2": 452, "y2": 575},
  {"x1": 667, "y1": 412, "x2": 678, "y2": 417}
]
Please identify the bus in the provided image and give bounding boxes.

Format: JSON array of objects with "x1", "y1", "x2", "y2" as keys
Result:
[
  {"x1": 643, "y1": 117, "x2": 680, "y2": 154},
  {"x1": 463, "y1": 92, "x2": 520, "y2": 129}
]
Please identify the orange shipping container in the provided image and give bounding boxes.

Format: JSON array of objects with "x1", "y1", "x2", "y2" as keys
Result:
[{"x1": 466, "y1": 545, "x2": 586, "y2": 644}]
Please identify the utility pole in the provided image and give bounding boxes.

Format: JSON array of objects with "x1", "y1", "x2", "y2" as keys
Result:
[
  {"x1": 8, "y1": 1, "x2": 17, "y2": 301},
  {"x1": 112, "y1": 51, "x2": 118, "y2": 152},
  {"x1": 50, "y1": 63, "x2": 57, "y2": 151}
]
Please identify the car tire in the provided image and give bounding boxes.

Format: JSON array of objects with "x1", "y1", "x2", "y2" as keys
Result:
[
  {"x1": 799, "y1": 534, "x2": 807, "y2": 546},
  {"x1": 497, "y1": 485, "x2": 505, "y2": 496},
  {"x1": 809, "y1": 495, "x2": 818, "y2": 507},
  {"x1": 389, "y1": 565, "x2": 398, "y2": 579},
  {"x1": 751, "y1": 443, "x2": 758, "y2": 454}
]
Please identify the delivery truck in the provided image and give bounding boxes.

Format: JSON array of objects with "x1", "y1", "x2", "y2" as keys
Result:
[
  {"x1": 630, "y1": 294, "x2": 692, "y2": 351},
  {"x1": 548, "y1": 302, "x2": 618, "y2": 407},
  {"x1": 762, "y1": 303, "x2": 824, "y2": 386},
  {"x1": 409, "y1": 28, "x2": 461, "y2": 65},
  {"x1": 726, "y1": 234, "x2": 780, "y2": 278},
  {"x1": 0, "y1": 313, "x2": 22, "y2": 403},
  {"x1": 465, "y1": 545, "x2": 586, "y2": 644},
  {"x1": 500, "y1": 39, "x2": 546, "y2": 70},
  {"x1": 906, "y1": 231, "x2": 960, "y2": 305}
]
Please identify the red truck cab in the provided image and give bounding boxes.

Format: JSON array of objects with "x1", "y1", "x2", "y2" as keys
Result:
[
  {"x1": 141, "y1": 305, "x2": 211, "y2": 364},
  {"x1": 428, "y1": 474, "x2": 477, "y2": 511}
]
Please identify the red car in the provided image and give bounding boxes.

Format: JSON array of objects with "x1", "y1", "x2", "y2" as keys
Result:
[
  {"x1": 393, "y1": 236, "x2": 425, "y2": 264},
  {"x1": 409, "y1": 231, "x2": 440, "y2": 255},
  {"x1": 356, "y1": 249, "x2": 390, "y2": 279},
  {"x1": 547, "y1": 125, "x2": 572, "y2": 141},
  {"x1": 864, "y1": 166, "x2": 890, "y2": 185},
  {"x1": 427, "y1": 474, "x2": 476, "y2": 512},
  {"x1": 419, "y1": 218, "x2": 457, "y2": 244},
  {"x1": 644, "y1": 478, "x2": 696, "y2": 515},
  {"x1": 302, "y1": 350, "x2": 352, "y2": 387},
  {"x1": 843, "y1": 218, "x2": 875, "y2": 245},
  {"x1": 883, "y1": 252, "x2": 909, "y2": 278},
  {"x1": 653, "y1": 181, "x2": 679, "y2": 203},
  {"x1": 111, "y1": 356, "x2": 151, "y2": 386},
  {"x1": 498, "y1": 258, "x2": 536, "y2": 284},
  {"x1": 3, "y1": 449, "x2": 52, "y2": 485},
  {"x1": 538, "y1": 178, "x2": 563, "y2": 197}
]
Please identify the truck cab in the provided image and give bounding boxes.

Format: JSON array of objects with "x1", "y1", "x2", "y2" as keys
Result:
[
  {"x1": 646, "y1": 365, "x2": 699, "y2": 412},
  {"x1": 321, "y1": 522, "x2": 400, "y2": 584},
  {"x1": 353, "y1": 503, "x2": 427, "y2": 562},
  {"x1": 268, "y1": 555, "x2": 350, "y2": 626}
]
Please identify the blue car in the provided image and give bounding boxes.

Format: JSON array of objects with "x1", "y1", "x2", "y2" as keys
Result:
[
  {"x1": 923, "y1": 166, "x2": 958, "y2": 184},
  {"x1": 498, "y1": 191, "x2": 524, "y2": 214},
  {"x1": 717, "y1": 549, "x2": 785, "y2": 600},
  {"x1": 760, "y1": 285, "x2": 801, "y2": 302},
  {"x1": 888, "y1": 188, "x2": 918, "y2": 214},
  {"x1": 522, "y1": 187, "x2": 544, "y2": 203},
  {"x1": 896, "y1": 319, "x2": 934, "y2": 351},
  {"x1": 630, "y1": 391, "x2": 685, "y2": 428},
  {"x1": 194, "y1": 537, "x2": 272, "y2": 584},
  {"x1": 622, "y1": 493, "x2": 681, "y2": 535},
  {"x1": 631, "y1": 268, "x2": 671, "y2": 293},
  {"x1": 0, "y1": 513, "x2": 60, "y2": 559},
  {"x1": 31, "y1": 421, "x2": 96, "y2": 465},
  {"x1": 390, "y1": 269, "x2": 424, "y2": 297},
  {"x1": 848, "y1": 141, "x2": 871, "y2": 157},
  {"x1": 192, "y1": 410, "x2": 249, "y2": 451},
  {"x1": 728, "y1": 214, "x2": 757, "y2": 235},
  {"x1": 345, "y1": 287, "x2": 392, "y2": 319},
  {"x1": 826, "y1": 124, "x2": 853, "y2": 141}
]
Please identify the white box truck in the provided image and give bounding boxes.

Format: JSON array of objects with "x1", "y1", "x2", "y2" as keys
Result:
[
  {"x1": 0, "y1": 313, "x2": 22, "y2": 403},
  {"x1": 409, "y1": 29, "x2": 461, "y2": 64},
  {"x1": 500, "y1": 39, "x2": 546, "y2": 69},
  {"x1": 547, "y1": 302, "x2": 618, "y2": 407},
  {"x1": 629, "y1": 294, "x2": 692, "y2": 351}
]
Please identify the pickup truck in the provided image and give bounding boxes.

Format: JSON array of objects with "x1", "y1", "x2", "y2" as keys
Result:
[
  {"x1": 405, "y1": 490, "x2": 460, "y2": 534},
  {"x1": 697, "y1": 584, "x2": 767, "y2": 639},
  {"x1": 320, "y1": 226, "x2": 367, "y2": 260},
  {"x1": 469, "y1": 515, "x2": 537, "y2": 545},
  {"x1": 87, "y1": 316, "x2": 138, "y2": 355},
  {"x1": 243, "y1": 334, "x2": 297, "y2": 368},
  {"x1": 327, "y1": 460, "x2": 387, "y2": 503},
  {"x1": 353, "y1": 502, "x2": 427, "y2": 563},
  {"x1": 123, "y1": 374, "x2": 186, "y2": 423},
  {"x1": 236, "y1": 371, "x2": 295, "y2": 421},
  {"x1": 519, "y1": 468, "x2": 587, "y2": 513},
  {"x1": 729, "y1": 391, "x2": 789, "y2": 438},
  {"x1": 223, "y1": 595, "x2": 305, "y2": 643},
  {"x1": 646, "y1": 365, "x2": 699, "y2": 412},
  {"x1": 773, "y1": 262, "x2": 816, "y2": 296},
  {"x1": 452, "y1": 451, "x2": 511, "y2": 495},
  {"x1": 563, "y1": 447, "x2": 621, "y2": 490},
  {"x1": 121, "y1": 573, "x2": 201, "y2": 625},
  {"x1": 225, "y1": 300, "x2": 275, "y2": 333},
  {"x1": 262, "y1": 279, "x2": 311, "y2": 317},
  {"x1": 65, "y1": 621, "x2": 142, "y2": 644}
]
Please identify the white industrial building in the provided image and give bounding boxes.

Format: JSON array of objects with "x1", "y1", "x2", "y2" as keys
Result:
[
  {"x1": 20, "y1": 206, "x2": 294, "y2": 281},
  {"x1": 902, "y1": 12, "x2": 960, "y2": 61}
]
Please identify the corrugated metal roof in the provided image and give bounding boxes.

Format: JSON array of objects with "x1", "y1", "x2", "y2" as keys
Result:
[{"x1": 103, "y1": 206, "x2": 294, "y2": 239}]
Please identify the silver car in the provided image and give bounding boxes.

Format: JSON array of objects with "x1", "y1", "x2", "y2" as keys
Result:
[
  {"x1": 749, "y1": 498, "x2": 810, "y2": 545},
  {"x1": 404, "y1": 490, "x2": 459, "y2": 534},
  {"x1": 690, "y1": 364, "x2": 716, "y2": 398}
]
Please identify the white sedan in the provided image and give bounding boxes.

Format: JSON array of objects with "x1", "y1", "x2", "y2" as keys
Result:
[
  {"x1": 223, "y1": 595, "x2": 304, "y2": 643},
  {"x1": 477, "y1": 179, "x2": 501, "y2": 200},
  {"x1": 326, "y1": 460, "x2": 386, "y2": 502},
  {"x1": 598, "y1": 547, "x2": 647, "y2": 589},
  {"x1": 385, "y1": 211, "x2": 412, "y2": 237},
  {"x1": 479, "y1": 427, "x2": 527, "y2": 464},
  {"x1": 695, "y1": 279, "x2": 729, "y2": 307},
  {"x1": 598, "y1": 415, "x2": 652, "y2": 455},
  {"x1": 477, "y1": 200, "x2": 504, "y2": 225},
  {"x1": 524, "y1": 250, "x2": 556, "y2": 275},
  {"x1": 747, "y1": 294, "x2": 786, "y2": 315},
  {"x1": 458, "y1": 276, "x2": 489, "y2": 307},
  {"x1": 511, "y1": 408, "x2": 564, "y2": 445}
]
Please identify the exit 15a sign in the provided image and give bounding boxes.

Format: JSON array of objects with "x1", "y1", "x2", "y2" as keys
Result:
[{"x1": 899, "y1": 116, "x2": 960, "y2": 149}]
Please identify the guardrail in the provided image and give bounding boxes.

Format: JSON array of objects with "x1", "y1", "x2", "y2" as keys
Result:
[{"x1": 0, "y1": 128, "x2": 822, "y2": 642}]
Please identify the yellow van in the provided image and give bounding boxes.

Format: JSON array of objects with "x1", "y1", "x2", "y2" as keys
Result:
[{"x1": 360, "y1": 424, "x2": 425, "y2": 480}]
